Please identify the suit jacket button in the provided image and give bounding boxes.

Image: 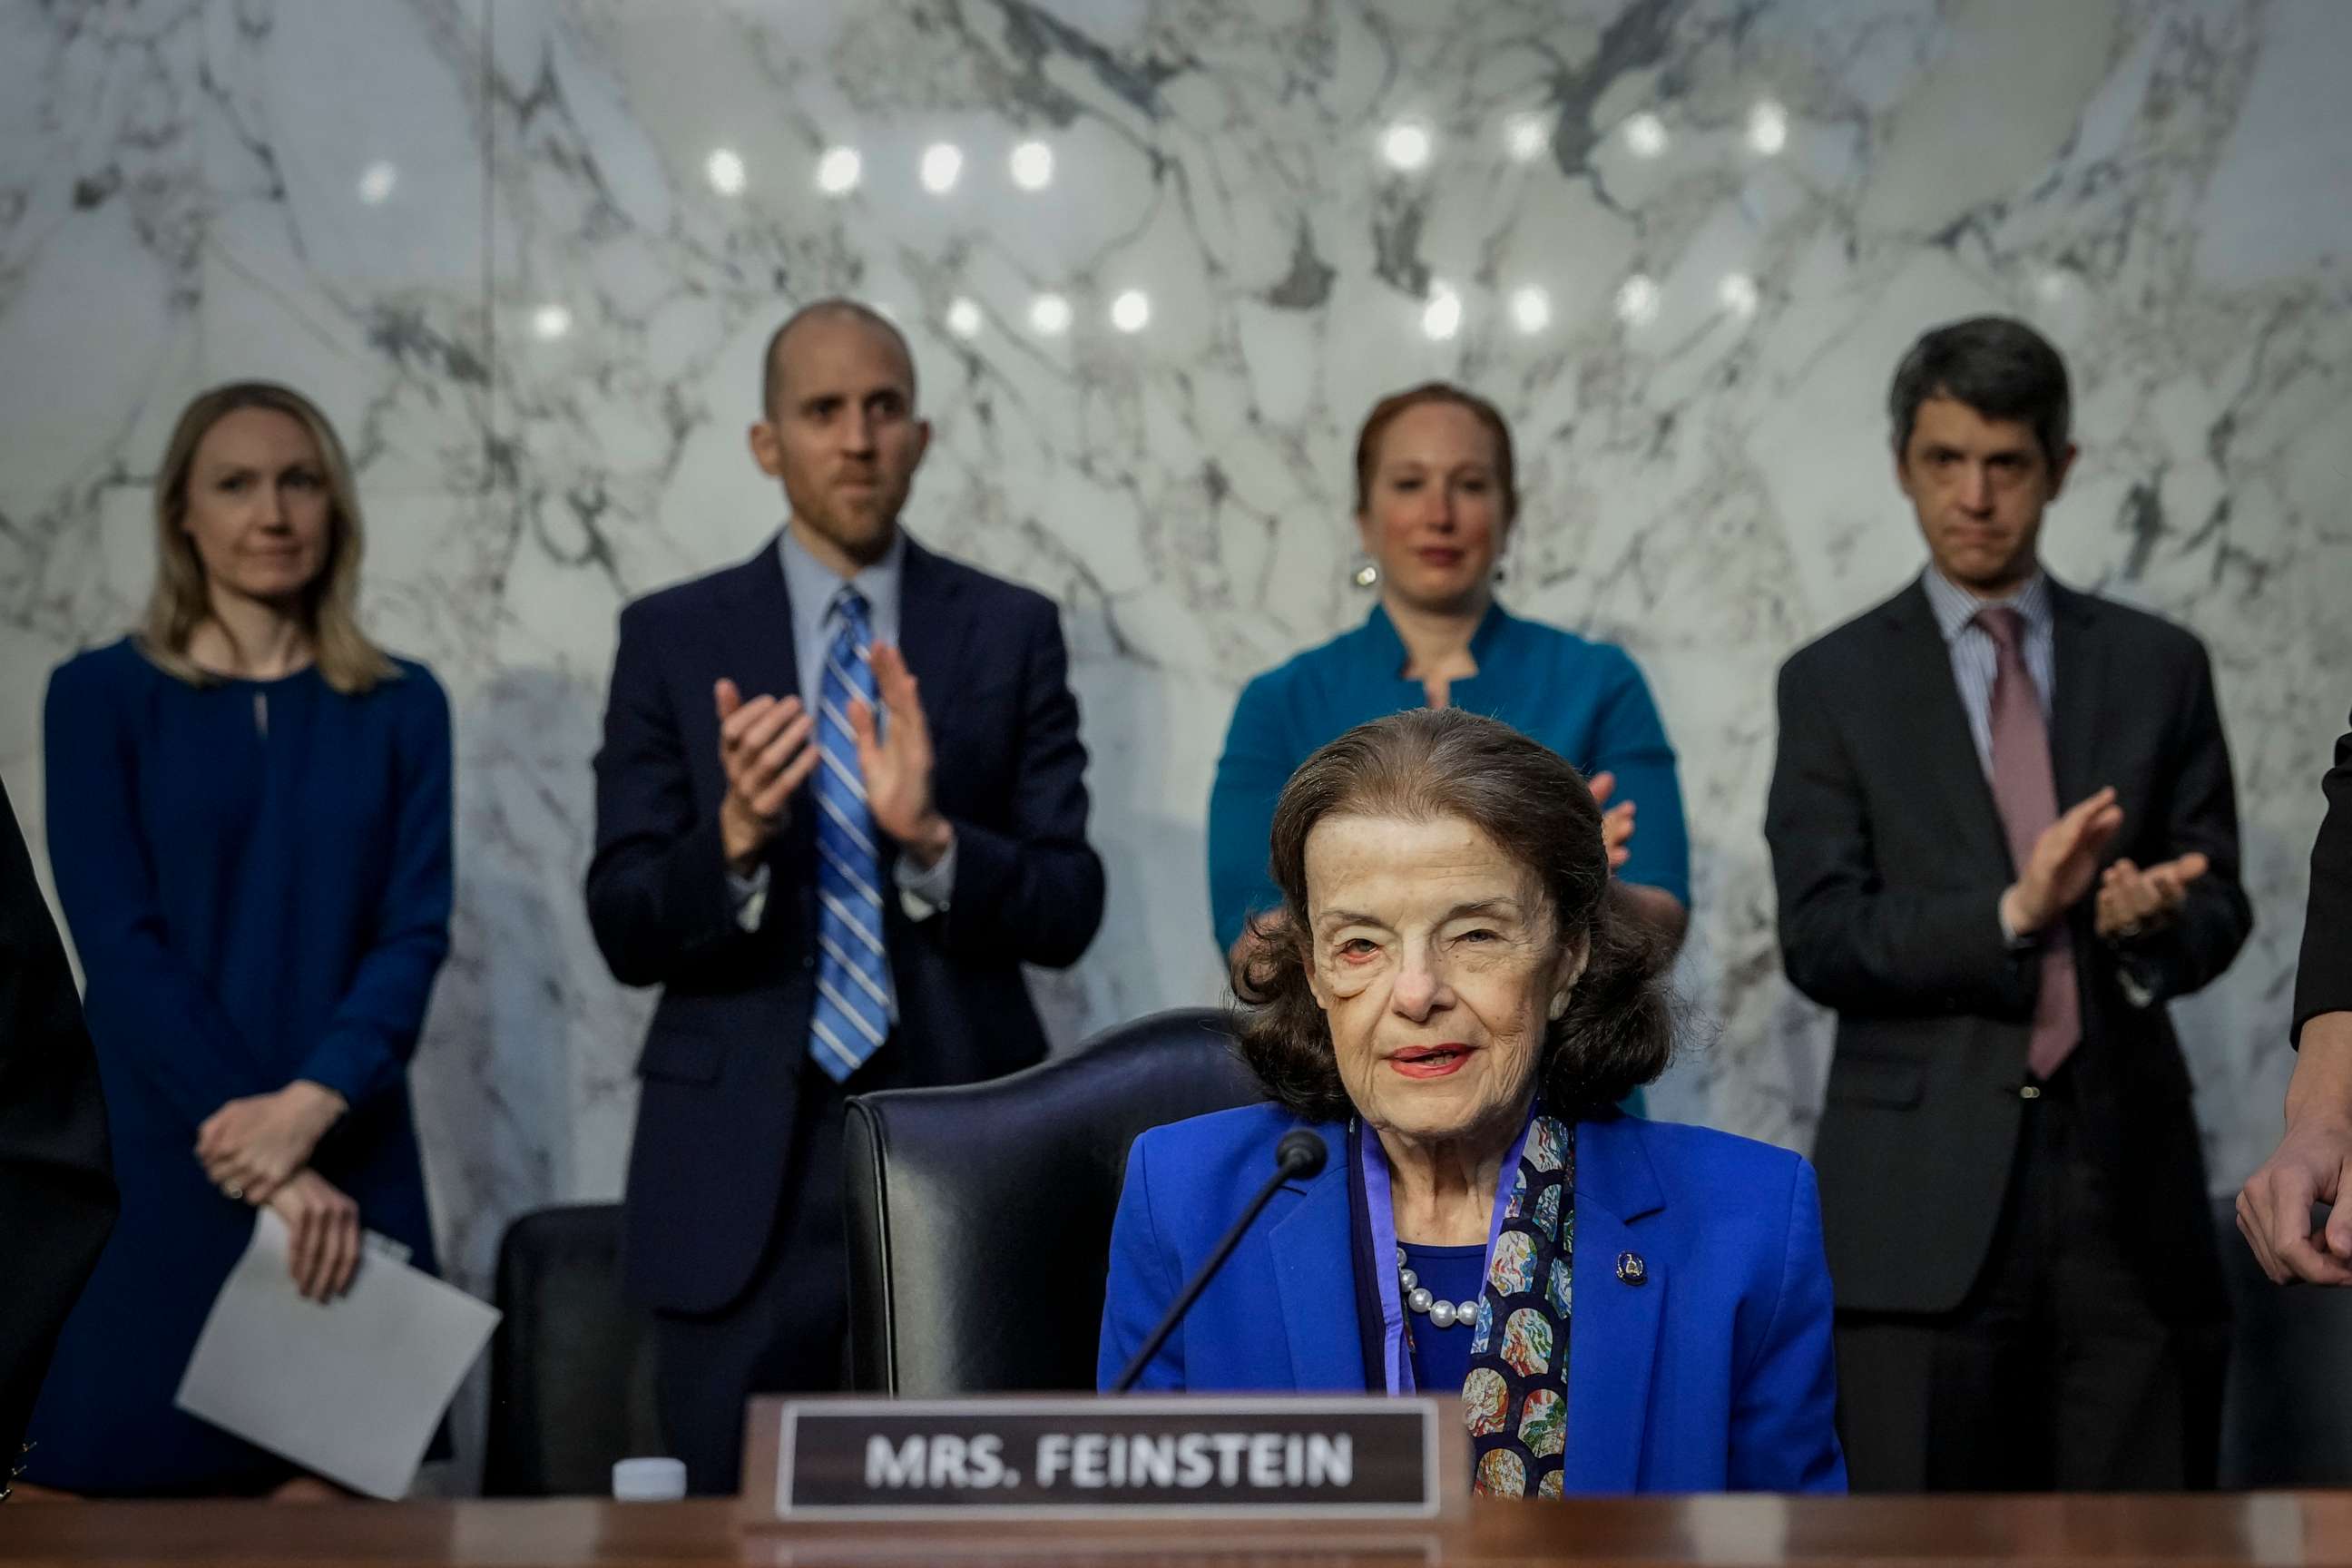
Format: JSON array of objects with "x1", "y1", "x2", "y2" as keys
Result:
[
  {"x1": 2020, "y1": 1084, "x2": 2042, "y2": 1101},
  {"x1": 802, "y1": 955, "x2": 816, "y2": 970},
  {"x1": 1615, "y1": 1251, "x2": 1646, "y2": 1286}
]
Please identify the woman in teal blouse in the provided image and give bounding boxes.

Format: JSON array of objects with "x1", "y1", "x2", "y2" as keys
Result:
[{"x1": 1209, "y1": 381, "x2": 1691, "y2": 965}]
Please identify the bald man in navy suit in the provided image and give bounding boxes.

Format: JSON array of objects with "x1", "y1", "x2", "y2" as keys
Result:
[{"x1": 588, "y1": 300, "x2": 1104, "y2": 1493}]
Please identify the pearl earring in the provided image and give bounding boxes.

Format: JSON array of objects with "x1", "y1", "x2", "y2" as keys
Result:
[{"x1": 1351, "y1": 556, "x2": 1379, "y2": 590}]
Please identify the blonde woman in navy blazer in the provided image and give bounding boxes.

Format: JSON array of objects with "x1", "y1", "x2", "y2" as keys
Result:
[{"x1": 1101, "y1": 710, "x2": 1843, "y2": 1495}]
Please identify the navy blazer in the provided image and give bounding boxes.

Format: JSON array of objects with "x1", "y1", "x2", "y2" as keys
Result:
[
  {"x1": 588, "y1": 533, "x2": 1105, "y2": 1314},
  {"x1": 1098, "y1": 1104, "x2": 1846, "y2": 1494}
]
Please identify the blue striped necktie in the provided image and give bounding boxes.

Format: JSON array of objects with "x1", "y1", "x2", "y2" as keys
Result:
[{"x1": 809, "y1": 587, "x2": 892, "y2": 1082}]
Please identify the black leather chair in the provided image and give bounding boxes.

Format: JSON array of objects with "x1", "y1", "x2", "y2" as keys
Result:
[
  {"x1": 480, "y1": 1203, "x2": 665, "y2": 1495},
  {"x1": 844, "y1": 1006, "x2": 1264, "y2": 1396}
]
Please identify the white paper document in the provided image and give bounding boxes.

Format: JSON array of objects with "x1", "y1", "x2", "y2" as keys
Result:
[{"x1": 176, "y1": 1207, "x2": 500, "y2": 1499}]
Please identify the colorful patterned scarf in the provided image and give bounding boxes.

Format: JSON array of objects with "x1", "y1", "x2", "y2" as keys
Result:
[
  {"x1": 1461, "y1": 1112, "x2": 1575, "y2": 1497},
  {"x1": 1349, "y1": 1110, "x2": 1576, "y2": 1497}
]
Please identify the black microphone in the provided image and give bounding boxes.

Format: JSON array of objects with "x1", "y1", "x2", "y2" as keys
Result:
[{"x1": 1112, "y1": 1130, "x2": 1328, "y2": 1394}]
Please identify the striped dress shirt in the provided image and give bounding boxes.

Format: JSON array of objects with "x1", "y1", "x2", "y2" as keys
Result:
[{"x1": 1921, "y1": 565, "x2": 2055, "y2": 779}]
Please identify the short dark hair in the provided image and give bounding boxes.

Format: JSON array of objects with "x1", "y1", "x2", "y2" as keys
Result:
[
  {"x1": 1230, "y1": 708, "x2": 1673, "y2": 1120},
  {"x1": 760, "y1": 298, "x2": 918, "y2": 416},
  {"x1": 1887, "y1": 315, "x2": 2072, "y2": 467},
  {"x1": 1351, "y1": 381, "x2": 1519, "y2": 524}
]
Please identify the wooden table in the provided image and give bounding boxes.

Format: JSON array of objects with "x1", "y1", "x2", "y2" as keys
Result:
[{"x1": 7, "y1": 1494, "x2": 2352, "y2": 1566}]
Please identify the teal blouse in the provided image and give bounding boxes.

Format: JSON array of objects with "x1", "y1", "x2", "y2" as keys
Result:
[{"x1": 1208, "y1": 601, "x2": 1691, "y2": 951}]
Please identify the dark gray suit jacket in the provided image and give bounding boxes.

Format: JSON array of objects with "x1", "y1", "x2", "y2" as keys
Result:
[
  {"x1": 2293, "y1": 716, "x2": 2352, "y2": 1044},
  {"x1": 1766, "y1": 577, "x2": 2249, "y2": 1321}
]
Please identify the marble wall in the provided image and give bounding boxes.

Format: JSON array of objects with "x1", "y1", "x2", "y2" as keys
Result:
[{"x1": 5, "y1": 0, "x2": 2347, "y2": 1331}]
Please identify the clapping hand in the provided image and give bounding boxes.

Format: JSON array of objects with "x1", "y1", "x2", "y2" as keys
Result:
[
  {"x1": 2095, "y1": 853, "x2": 2208, "y2": 939},
  {"x1": 1589, "y1": 771, "x2": 1635, "y2": 872},
  {"x1": 714, "y1": 679, "x2": 820, "y2": 871},
  {"x1": 849, "y1": 643, "x2": 953, "y2": 867},
  {"x1": 1999, "y1": 787, "x2": 2125, "y2": 936}
]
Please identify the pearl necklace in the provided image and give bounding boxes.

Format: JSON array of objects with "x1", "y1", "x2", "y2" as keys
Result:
[{"x1": 1396, "y1": 1246, "x2": 1474, "y2": 1330}]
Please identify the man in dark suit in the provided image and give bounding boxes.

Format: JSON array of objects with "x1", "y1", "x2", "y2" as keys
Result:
[
  {"x1": 1766, "y1": 316, "x2": 2251, "y2": 1491},
  {"x1": 2238, "y1": 716, "x2": 2352, "y2": 1284},
  {"x1": 587, "y1": 299, "x2": 1105, "y2": 1493},
  {"x1": 1, "y1": 779, "x2": 116, "y2": 1495}
]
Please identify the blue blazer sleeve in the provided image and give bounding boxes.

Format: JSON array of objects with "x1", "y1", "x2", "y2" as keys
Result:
[
  {"x1": 1728, "y1": 1155, "x2": 1847, "y2": 1493},
  {"x1": 1098, "y1": 1132, "x2": 1187, "y2": 1391},
  {"x1": 585, "y1": 595, "x2": 750, "y2": 987},
  {"x1": 1585, "y1": 648, "x2": 1690, "y2": 909},
  {"x1": 294, "y1": 669, "x2": 454, "y2": 1111},
  {"x1": 934, "y1": 595, "x2": 1104, "y2": 967},
  {"x1": 42, "y1": 655, "x2": 275, "y2": 1129},
  {"x1": 1207, "y1": 672, "x2": 1295, "y2": 956}
]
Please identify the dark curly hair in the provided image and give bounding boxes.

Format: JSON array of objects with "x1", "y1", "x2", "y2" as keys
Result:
[{"x1": 1230, "y1": 708, "x2": 1674, "y2": 1120}]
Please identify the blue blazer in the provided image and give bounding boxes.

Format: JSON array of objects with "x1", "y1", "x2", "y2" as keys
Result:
[
  {"x1": 1097, "y1": 1104, "x2": 1846, "y2": 1494},
  {"x1": 34, "y1": 643, "x2": 451, "y2": 1494},
  {"x1": 587, "y1": 534, "x2": 1105, "y2": 1314}
]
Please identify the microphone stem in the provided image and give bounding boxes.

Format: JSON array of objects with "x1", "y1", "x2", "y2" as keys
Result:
[{"x1": 1112, "y1": 1161, "x2": 1298, "y2": 1394}]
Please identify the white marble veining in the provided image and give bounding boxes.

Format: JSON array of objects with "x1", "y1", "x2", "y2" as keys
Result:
[{"x1": 4, "y1": 0, "x2": 2349, "y2": 1469}]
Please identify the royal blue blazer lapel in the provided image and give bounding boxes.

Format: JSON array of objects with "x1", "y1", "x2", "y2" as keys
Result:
[
  {"x1": 1563, "y1": 1114, "x2": 1668, "y2": 1494},
  {"x1": 1267, "y1": 1157, "x2": 1366, "y2": 1392}
]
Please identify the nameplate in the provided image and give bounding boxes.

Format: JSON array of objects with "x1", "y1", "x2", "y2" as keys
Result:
[{"x1": 750, "y1": 1396, "x2": 1455, "y2": 1522}]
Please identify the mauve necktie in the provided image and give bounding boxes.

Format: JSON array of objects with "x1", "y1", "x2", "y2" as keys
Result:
[{"x1": 1977, "y1": 606, "x2": 2080, "y2": 1080}]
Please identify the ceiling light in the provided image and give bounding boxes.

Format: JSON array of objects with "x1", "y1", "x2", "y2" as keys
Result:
[
  {"x1": 1614, "y1": 274, "x2": 1660, "y2": 326},
  {"x1": 357, "y1": 161, "x2": 397, "y2": 205},
  {"x1": 1623, "y1": 113, "x2": 1668, "y2": 159},
  {"x1": 919, "y1": 142, "x2": 964, "y2": 195},
  {"x1": 1029, "y1": 293, "x2": 1073, "y2": 336},
  {"x1": 1009, "y1": 140, "x2": 1054, "y2": 191},
  {"x1": 1421, "y1": 283, "x2": 1462, "y2": 341},
  {"x1": 1381, "y1": 122, "x2": 1434, "y2": 172},
  {"x1": 1510, "y1": 286, "x2": 1552, "y2": 335}
]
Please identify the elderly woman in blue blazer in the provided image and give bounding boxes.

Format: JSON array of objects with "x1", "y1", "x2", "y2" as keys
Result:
[{"x1": 1100, "y1": 709, "x2": 1844, "y2": 1496}]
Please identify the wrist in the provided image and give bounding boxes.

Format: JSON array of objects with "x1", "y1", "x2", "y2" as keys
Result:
[
  {"x1": 287, "y1": 1080, "x2": 348, "y2": 1132},
  {"x1": 720, "y1": 796, "x2": 772, "y2": 872},
  {"x1": 1999, "y1": 884, "x2": 2044, "y2": 939},
  {"x1": 901, "y1": 814, "x2": 954, "y2": 869},
  {"x1": 2286, "y1": 1014, "x2": 2352, "y2": 1130}
]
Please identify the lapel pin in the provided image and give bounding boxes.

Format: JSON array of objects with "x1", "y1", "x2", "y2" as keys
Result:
[{"x1": 1615, "y1": 1251, "x2": 1647, "y2": 1286}]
